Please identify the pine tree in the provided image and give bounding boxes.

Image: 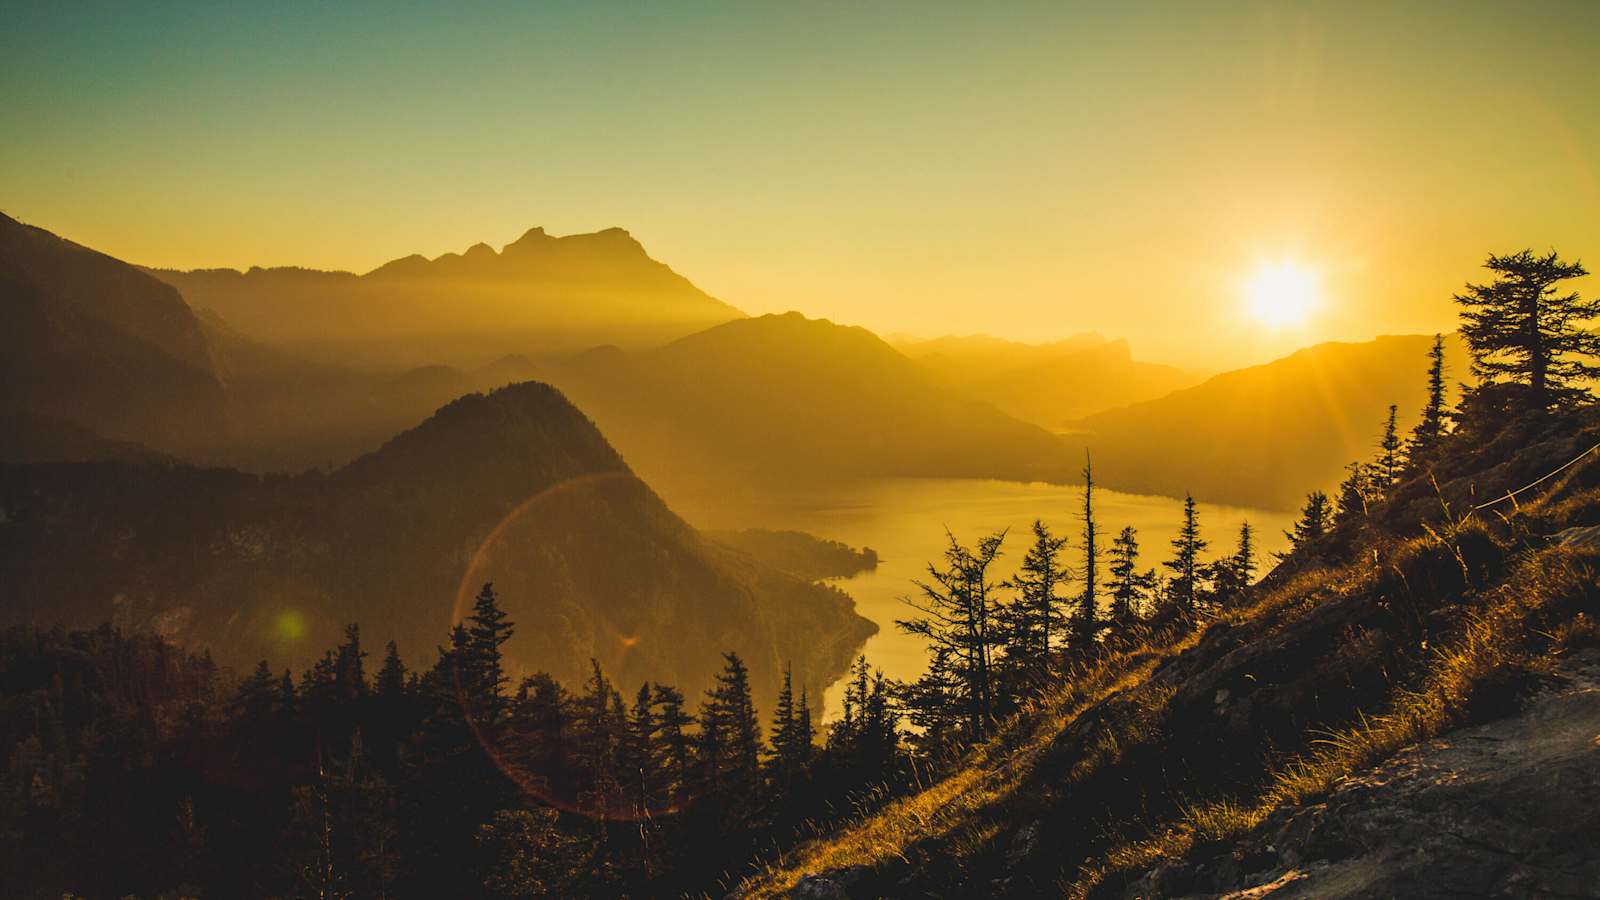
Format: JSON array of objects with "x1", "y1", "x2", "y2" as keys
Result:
[
  {"x1": 1455, "y1": 249, "x2": 1600, "y2": 406},
  {"x1": 1210, "y1": 521, "x2": 1256, "y2": 606},
  {"x1": 232, "y1": 660, "x2": 278, "y2": 722},
  {"x1": 1280, "y1": 490, "x2": 1331, "y2": 559},
  {"x1": 1376, "y1": 404, "x2": 1403, "y2": 490},
  {"x1": 768, "y1": 665, "x2": 807, "y2": 780},
  {"x1": 1334, "y1": 461, "x2": 1372, "y2": 529},
  {"x1": 700, "y1": 652, "x2": 762, "y2": 808},
  {"x1": 1163, "y1": 494, "x2": 1207, "y2": 617},
  {"x1": 1408, "y1": 334, "x2": 1450, "y2": 466},
  {"x1": 333, "y1": 623, "x2": 368, "y2": 704},
  {"x1": 897, "y1": 529, "x2": 1008, "y2": 741},
  {"x1": 622, "y1": 683, "x2": 656, "y2": 815},
  {"x1": 376, "y1": 640, "x2": 407, "y2": 697},
  {"x1": 1001, "y1": 520, "x2": 1069, "y2": 677},
  {"x1": 466, "y1": 583, "x2": 515, "y2": 723},
  {"x1": 649, "y1": 684, "x2": 694, "y2": 808},
  {"x1": 793, "y1": 688, "x2": 814, "y2": 759},
  {"x1": 1106, "y1": 526, "x2": 1155, "y2": 629},
  {"x1": 1074, "y1": 454, "x2": 1100, "y2": 653},
  {"x1": 1233, "y1": 521, "x2": 1256, "y2": 586},
  {"x1": 575, "y1": 660, "x2": 621, "y2": 817}
]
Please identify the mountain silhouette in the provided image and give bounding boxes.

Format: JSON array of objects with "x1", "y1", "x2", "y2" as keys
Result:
[
  {"x1": 0, "y1": 213, "x2": 227, "y2": 457},
  {"x1": 0, "y1": 381, "x2": 875, "y2": 708},
  {"x1": 972, "y1": 338, "x2": 1201, "y2": 427},
  {"x1": 150, "y1": 226, "x2": 745, "y2": 367},
  {"x1": 891, "y1": 332, "x2": 1108, "y2": 384},
  {"x1": 1071, "y1": 334, "x2": 1473, "y2": 509},
  {"x1": 545, "y1": 312, "x2": 1079, "y2": 503}
]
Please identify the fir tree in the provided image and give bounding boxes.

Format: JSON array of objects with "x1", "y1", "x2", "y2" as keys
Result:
[
  {"x1": 1376, "y1": 404, "x2": 1403, "y2": 490},
  {"x1": 701, "y1": 652, "x2": 762, "y2": 807},
  {"x1": 466, "y1": 583, "x2": 515, "y2": 723},
  {"x1": 1106, "y1": 526, "x2": 1155, "y2": 628},
  {"x1": 649, "y1": 684, "x2": 695, "y2": 808},
  {"x1": 1210, "y1": 521, "x2": 1256, "y2": 606},
  {"x1": 1074, "y1": 454, "x2": 1100, "y2": 652},
  {"x1": 1280, "y1": 490, "x2": 1331, "y2": 559},
  {"x1": 1334, "y1": 461, "x2": 1372, "y2": 529},
  {"x1": 1454, "y1": 249, "x2": 1600, "y2": 406},
  {"x1": 1408, "y1": 333, "x2": 1450, "y2": 466},
  {"x1": 1001, "y1": 520, "x2": 1069, "y2": 677},
  {"x1": 768, "y1": 665, "x2": 808, "y2": 781},
  {"x1": 376, "y1": 640, "x2": 407, "y2": 697},
  {"x1": 333, "y1": 623, "x2": 368, "y2": 704},
  {"x1": 1163, "y1": 494, "x2": 1207, "y2": 617},
  {"x1": 897, "y1": 529, "x2": 1008, "y2": 741}
]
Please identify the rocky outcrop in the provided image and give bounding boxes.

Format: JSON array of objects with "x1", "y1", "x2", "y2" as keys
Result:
[{"x1": 1129, "y1": 650, "x2": 1600, "y2": 899}]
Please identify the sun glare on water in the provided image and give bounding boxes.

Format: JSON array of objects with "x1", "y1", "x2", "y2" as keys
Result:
[{"x1": 1244, "y1": 260, "x2": 1320, "y2": 328}]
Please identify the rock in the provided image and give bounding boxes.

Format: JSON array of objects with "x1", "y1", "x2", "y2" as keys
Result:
[
  {"x1": 1553, "y1": 524, "x2": 1600, "y2": 552},
  {"x1": 788, "y1": 865, "x2": 870, "y2": 899}
]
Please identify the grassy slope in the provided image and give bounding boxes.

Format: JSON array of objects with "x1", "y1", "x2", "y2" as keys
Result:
[{"x1": 742, "y1": 403, "x2": 1600, "y2": 897}]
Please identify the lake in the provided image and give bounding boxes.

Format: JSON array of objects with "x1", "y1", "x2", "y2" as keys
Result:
[{"x1": 677, "y1": 478, "x2": 1298, "y2": 719}]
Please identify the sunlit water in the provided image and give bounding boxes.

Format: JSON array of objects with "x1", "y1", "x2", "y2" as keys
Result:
[{"x1": 678, "y1": 478, "x2": 1296, "y2": 720}]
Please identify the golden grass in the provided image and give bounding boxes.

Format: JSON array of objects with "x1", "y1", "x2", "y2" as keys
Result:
[
  {"x1": 738, "y1": 628, "x2": 1204, "y2": 897},
  {"x1": 1067, "y1": 543, "x2": 1597, "y2": 898}
]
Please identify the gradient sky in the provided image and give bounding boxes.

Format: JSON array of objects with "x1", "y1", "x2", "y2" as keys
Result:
[{"x1": 4, "y1": 1, "x2": 1597, "y2": 367}]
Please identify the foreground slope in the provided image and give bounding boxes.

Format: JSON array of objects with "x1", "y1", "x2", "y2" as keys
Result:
[
  {"x1": 0, "y1": 382, "x2": 875, "y2": 708},
  {"x1": 0, "y1": 213, "x2": 228, "y2": 456},
  {"x1": 746, "y1": 401, "x2": 1600, "y2": 897},
  {"x1": 151, "y1": 226, "x2": 744, "y2": 366}
]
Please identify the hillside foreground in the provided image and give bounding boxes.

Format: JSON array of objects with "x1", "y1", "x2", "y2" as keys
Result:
[{"x1": 744, "y1": 401, "x2": 1600, "y2": 898}]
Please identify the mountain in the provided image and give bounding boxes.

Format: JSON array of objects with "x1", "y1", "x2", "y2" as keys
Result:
[
  {"x1": 0, "y1": 213, "x2": 228, "y2": 457},
  {"x1": 973, "y1": 338, "x2": 1201, "y2": 428},
  {"x1": 196, "y1": 305, "x2": 546, "y2": 471},
  {"x1": 150, "y1": 226, "x2": 745, "y2": 367},
  {"x1": 544, "y1": 312, "x2": 1079, "y2": 504},
  {"x1": 1072, "y1": 334, "x2": 1474, "y2": 509},
  {"x1": 892, "y1": 332, "x2": 1108, "y2": 384},
  {"x1": 0, "y1": 381, "x2": 875, "y2": 709},
  {"x1": 746, "y1": 396, "x2": 1600, "y2": 899}
]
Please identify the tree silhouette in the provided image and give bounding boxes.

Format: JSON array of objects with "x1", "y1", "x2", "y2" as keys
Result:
[
  {"x1": 1408, "y1": 334, "x2": 1450, "y2": 466},
  {"x1": 466, "y1": 583, "x2": 515, "y2": 723},
  {"x1": 1106, "y1": 526, "x2": 1155, "y2": 628},
  {"x1": 1001, "y1": 519, "x2": 1069, "y2": 677},
  {"x1": 1074, "y1": 454, "x2": 1101, "y2": 652},
  {"x1": 1281, "y1": 490, "x2": 1331, "y2": 559},
  {"x1": 1163, "y1": 495, "x2": 1207, "y2": 617},
  {"x1": 898, "y1": 529, "x2": 1007, "y2": 741},
  {"x1": 1455, "y1": 249, "x2": 1600, "y2": 406}
]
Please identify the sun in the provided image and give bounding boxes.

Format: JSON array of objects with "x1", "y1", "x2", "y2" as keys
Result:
[{"x1": 1244, "y1": 261, "x2": 1320, "y2": 328}]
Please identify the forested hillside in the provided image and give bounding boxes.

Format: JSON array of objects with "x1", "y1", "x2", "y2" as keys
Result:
[{"x1": 0, "y1": 382, "x2": 874, "y2": 712}]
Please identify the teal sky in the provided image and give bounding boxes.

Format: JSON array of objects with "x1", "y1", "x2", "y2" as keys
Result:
[{"x1": 4, "y1": 1, "x2": 1597, "y2": 366}]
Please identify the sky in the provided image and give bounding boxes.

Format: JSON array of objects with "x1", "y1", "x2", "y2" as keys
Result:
[{"x1": 3, "y1": 1, "x2": 1597, "y2": 368}]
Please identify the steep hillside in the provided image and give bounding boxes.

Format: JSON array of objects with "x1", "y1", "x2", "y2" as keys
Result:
[
  {"x1": 545, "y1": 312, "x2": 1079, "y2": 502},
  {"x1": 1073, "y1": 334, "x2": 1473, "y2": 509},
  {"x1": 151, "y1": 226, "x2": 744, "y2": 366},
  {"x1": 0, "y1": 213, "x2": 228, "y2": 456},
  {"x1": 745, "y1": 400, "x2": 1600, "y2": 898},
  {"x1": 0, "y1": 382, "x2": 875, "y2": 709}
]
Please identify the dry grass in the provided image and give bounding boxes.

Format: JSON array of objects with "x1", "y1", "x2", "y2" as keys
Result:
[
  {"x1": 1068, "y1": 542, "x2": 1598, "y2": 898},
  {"x1": 738, "y1": 628, "x2": 1203, "y2": 897},
  {"x1": 741, "y1": 467, "x2": 1600, "y2": 900}
]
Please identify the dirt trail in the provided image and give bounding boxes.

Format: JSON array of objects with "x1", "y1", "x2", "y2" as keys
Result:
[{"x1": 1144, "y1": 649, "x2": 1600, "y2": 899}]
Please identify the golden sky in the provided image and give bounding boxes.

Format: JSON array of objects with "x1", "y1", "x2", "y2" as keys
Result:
[{"x1": 3, "y1": 2, "x2": 1596, "y2": 367}]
